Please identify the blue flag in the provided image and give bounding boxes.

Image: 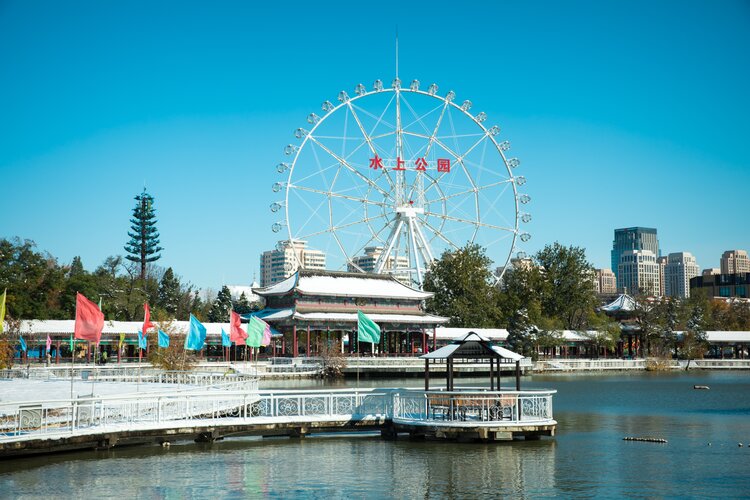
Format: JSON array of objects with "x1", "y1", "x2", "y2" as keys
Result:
[
  {"x1": 138, "y1": 330, "x2": 148, "y2": 349},
  {"x1": 221, "y1": 328, "x2": 231, "y2": 347},
  {"x1": 184, "y1": 314, "x2": 206, "y2": 351},
  {"x1": 19, "y1": 336, "x2": 27, "y2": 352},
  {"x1": 158, "y1": 329, "x2": 170, "y2": 348}
]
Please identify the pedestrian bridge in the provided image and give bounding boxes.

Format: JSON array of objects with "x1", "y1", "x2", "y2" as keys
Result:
[{"x1": 0, "y1": 386, "x2": 556, "y2": 456}]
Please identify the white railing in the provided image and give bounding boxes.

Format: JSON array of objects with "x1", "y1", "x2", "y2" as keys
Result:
[
  {"x1": 0, "y1": 388, "x2": 389, "y2": 443},
  {"x1": 392, "y1": 389, "x2": 556, "y2": 425},
  {"x1": 250, "y1": 388, "x2": 390, "y2": 419},
  {"x1": 535, "y1": 359, "x2": 649, "y2": 371},
  {"x1": 0, "y1": 367, "x2": 258, "y2": 390},
  {"x1": 688, "y1": 359, "x2": 750, "y2": 369}
]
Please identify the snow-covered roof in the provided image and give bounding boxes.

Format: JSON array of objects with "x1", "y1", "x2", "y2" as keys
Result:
[
  {"x1": 435, "y1": 327, "x2": 509, "y2": 341},
  {"x1": 421, "y1": 332, "x2": 524, "y2": 361},
  {"x1": 254, "y1": 271, "x2": 433, "y2": 300},
  {"x1": 226, "y1": 284, "x2": 261, "y2": 303},
  {"x1": 600, "y1": 294, "x2": 637, "y2": 312},
  {"x1": 704, "y1": 331, "x2": 750, "y2": 343},
  {"x1": 12, "y1": 320, "x2": 250, "y2": 337},
  {"x1": 292, "y1": 311, "x2": 449, "y2": 325}
]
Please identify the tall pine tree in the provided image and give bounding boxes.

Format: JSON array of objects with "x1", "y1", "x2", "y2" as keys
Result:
[
  {"x1": 208, "y1": 286, "x2": 233, "y2": 322},
  {"x1": 124, "y1": 189, "x2": 163, "y2": 280}
]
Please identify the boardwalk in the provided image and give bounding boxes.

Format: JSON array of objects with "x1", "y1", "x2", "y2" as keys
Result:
[{"x1": 0, "y1": 386, "x2": 556, "y2": 456}]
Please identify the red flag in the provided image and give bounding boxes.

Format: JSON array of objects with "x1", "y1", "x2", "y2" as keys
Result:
[
  {"x1": 230, "y1": 310, "x2": 248, "y2": 345},
  {"x1": 143, "y1": 303, "x2": 155, "y2": 335},
  {"x1": 74, "y1": 292, "x2": 104, "y2": 343}
]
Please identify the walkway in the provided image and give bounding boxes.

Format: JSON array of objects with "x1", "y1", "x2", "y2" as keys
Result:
[{"x1": 0, "y1": 386, "x2": 556, "y2": 456}]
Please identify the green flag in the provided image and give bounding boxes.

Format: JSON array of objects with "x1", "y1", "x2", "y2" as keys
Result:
[
  {"x1": 357, "y1": 310, "x2": 381, "y2": 344},
  {"x1": 0, "y1": 288, "x2": 6, "y2": 335},
  {"x1": 246, "y1": 317, "x2": 264, "y2": 348}
]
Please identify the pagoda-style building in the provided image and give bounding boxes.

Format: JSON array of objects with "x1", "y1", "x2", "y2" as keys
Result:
[{"x1": 250, "y1": 270, "x2": 449, "y2": 357}]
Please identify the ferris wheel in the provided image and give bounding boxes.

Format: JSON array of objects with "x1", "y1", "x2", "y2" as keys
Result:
[{"x1": 270, "y1": 78, "x2": 531, "y2": 287}]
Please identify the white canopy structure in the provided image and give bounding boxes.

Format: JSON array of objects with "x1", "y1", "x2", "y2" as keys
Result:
[{"x1": 420, "y1": 331, "x2": 525, "y2": 391}]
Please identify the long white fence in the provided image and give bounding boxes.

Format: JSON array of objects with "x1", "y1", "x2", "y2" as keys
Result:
[{"x1": 0, "y1": 386, "x2": 556, "y2": 444}]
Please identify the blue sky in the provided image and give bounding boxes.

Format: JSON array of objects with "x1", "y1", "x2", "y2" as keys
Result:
[{"x1": 1, "y1": 0, "x2": 748, "y2": 290}]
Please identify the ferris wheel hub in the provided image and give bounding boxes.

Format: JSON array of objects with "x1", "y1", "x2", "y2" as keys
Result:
[{"x1": 396, "y1": 206, "x2": 424, "y2": 216}]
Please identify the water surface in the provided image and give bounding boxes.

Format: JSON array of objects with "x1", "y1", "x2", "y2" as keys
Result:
[{"x1": 2, "y1": 371, "x2": 749, "y2": 498}]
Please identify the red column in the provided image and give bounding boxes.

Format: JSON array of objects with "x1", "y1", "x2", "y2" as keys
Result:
[
  {"x1": 307, "y1": 325, "x2": 311, "y2": 358},
  {"x1": 55, "y1": 340, "x2": 60, "y2": 365},
  {"x1": 293, "y1": 326, "x2": 298, "y2": 357},
  {"x1": 432, "y1": 328, "x2": 436, "y2": 351},
  {"x1": 282, "y1": 332, "x2": 286, "y2": 355},
  {"x1": 422, "y1": 328, "x2": 426, "y2": 353},
  {"x1": 86, "y1": 342, "x2": 91, "y2": 364}
]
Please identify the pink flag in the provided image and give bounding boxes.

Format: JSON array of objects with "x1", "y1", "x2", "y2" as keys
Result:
[
  {"x1": 46, "y1": 334, "x2": 52, "y2": 352},
  {"x1": 230, "y1": 310, "x2": 248, "y2": 345},
  {"x1": 261, "y1": 322, "x2": 272, "y2": 346},
  {"x1": 142, "y1": 303, "x2": 155, "y2": 335},
  {"x1": 74, "y1": 292, "x2": 104, "y2": 343}
]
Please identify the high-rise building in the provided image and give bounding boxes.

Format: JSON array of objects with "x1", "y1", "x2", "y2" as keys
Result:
[
  {"x1": 611, "y1": 227, "x2": 659, "y2": 285},
  {"x1": 595, "y1": 268, "x2": 617, "y2": 295},
  {"x1": 348, "y1": 246, "x2": 410, "y2": 283},
  {"x1": 618, "y1": 249, "x2": 660, "y2": 296},
  {"x1": 657, "y1": 256, "x2": 668, "y2": 297},
  {"x1": 720, "y1": 250, "x2": 750, "y2": 275},
  {"x1": 664, "y1": 252, "x2": 700, "y2": 299},
  {"x1": 260, "y1": 240, "x2": 326, "y2": 287}
]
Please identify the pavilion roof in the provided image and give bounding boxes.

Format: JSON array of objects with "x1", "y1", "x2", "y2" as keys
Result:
[
  {"x1": 244, "y1": 307, "x2": 448, "y2": 325},
  {"x1": 600, "y1": 293, "x2": 637, "y2": 312},
  {"x1": 253, "y1": 270, "x2": 433, "y2": 300},
  {"x1": 421, "y1": 331, "x2": 524, "y2": 361}
]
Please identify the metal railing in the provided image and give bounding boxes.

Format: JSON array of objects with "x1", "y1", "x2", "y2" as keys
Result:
[
  {"x1": 392, "y1": 389, "x2": 556, "y2": 425},
  {"x1": 0, "y1": 367, "x2": 258, "y2": 390},
  {"x1": 0, "y1": 388, "x2": 390, "y2": 443}
]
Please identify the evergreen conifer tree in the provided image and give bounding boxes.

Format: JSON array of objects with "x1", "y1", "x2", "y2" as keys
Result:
[
  {"x1": 207, "y1": 286, "x2": 233, "y2": 322},
  {"x1": 124, "y1": 189, "x2": 163, "y2": 280},
  {"x1": 158, "y1": 267, "x2": 181, "y2": 316}
]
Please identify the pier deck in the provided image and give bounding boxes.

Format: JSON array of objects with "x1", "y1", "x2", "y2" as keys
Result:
[{"x1": 0, "y1": 387, "x2": 556, "y2": 457}]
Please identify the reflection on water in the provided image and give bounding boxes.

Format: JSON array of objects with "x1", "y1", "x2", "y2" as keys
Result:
[{"x1": 2, "y1": 372, "x2": 750, "y2": 498}]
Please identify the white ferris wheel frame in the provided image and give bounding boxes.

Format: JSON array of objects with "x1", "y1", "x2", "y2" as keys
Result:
[{"x1": 273, "y1": 79, "x2": 530, "y2": 287}]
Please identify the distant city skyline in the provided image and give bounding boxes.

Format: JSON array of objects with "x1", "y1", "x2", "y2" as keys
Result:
[{"x1": 2, "y1": 1, "x2": 749, "y2": 290}]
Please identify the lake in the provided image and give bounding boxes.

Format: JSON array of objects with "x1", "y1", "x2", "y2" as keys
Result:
[{"x1": 1, "y1": 371, "x2": 749, "y2": 498}]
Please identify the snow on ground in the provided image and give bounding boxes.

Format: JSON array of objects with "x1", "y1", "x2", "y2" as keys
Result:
[{"x1": 0, "y1": 378, "x2": 198, "y2": 409}]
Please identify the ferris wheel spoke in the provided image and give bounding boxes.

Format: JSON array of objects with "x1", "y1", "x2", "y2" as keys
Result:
[
  {"x1": 343, "y1": 102, "x2": 397, "y2": 192},
  {"x1": 417, "y1": 217, "x2": 461, "y2": 251},
  {"x1": 307, "y1": 135, "x2": 393, "y2": 201},
  {"x1": 290, "y1": 191, "x2": 333, "y2": 238},
  {"x1": 350, "y1": 94, "x2": 397, "y2": 132},
  {"x1": 348, "y1": 216, "x2": 396, "y2": 259},
  {"x1": 426, "y1": 100, "x2": 450, "y2": 158},
  {"x1": 296, "y1": 212, "x2": 389, "y2": 241},
  {"x1": 400, "y1": 93, "x2": 443, "y2": 137},
  {"x1": 290, "y1": 184, "x2": 390, "y2": 208},
  {"x1": 424, "y1": 179, "x2": 513, "y2": 206},
  {"x1": 422, "y1": 211, "x2": 516, "y2": 233}
]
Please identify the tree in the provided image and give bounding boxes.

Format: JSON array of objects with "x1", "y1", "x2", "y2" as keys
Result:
[
  {"x1": 157, "y1": 267, "x2": 182, "y2": 316},
  {"x1": 124, "y1": 189, "x2": 163, "y2": 280},
  {"x1": 506, "y1": 306, "x2": 539, "y2": 360},
  {"x1": 147, "y1": 320, "x2": 197, "y2": 371},
  {"x1": 662, "y1": 298, "x2": 679, "y2": 357},
  {"x1": 233, "y1": 292, "x2": 256, "y2": 315},
  {"x1": 0, "y1": 237, "x2": 66, "y2": 319},
  {"x1": 581, "y1": 312, "x2": 622, "y2": 358},
  {"x1": 207, "y1": 286, "x2": 233, "y2": 322},
  {"x1": 423, "y1": 244, "x2": 501, "y2": 327},
  {"x1": 534, "y1": 242, "x2": 597, "y2": 329},
  {"x1": 682, "y1": 303, "x2": 708, "y2": 368}
]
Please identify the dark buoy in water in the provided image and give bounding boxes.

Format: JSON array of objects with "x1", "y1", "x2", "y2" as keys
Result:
[{"x1": 693, "y1": 385, "x2": 710, "y2": 390}]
